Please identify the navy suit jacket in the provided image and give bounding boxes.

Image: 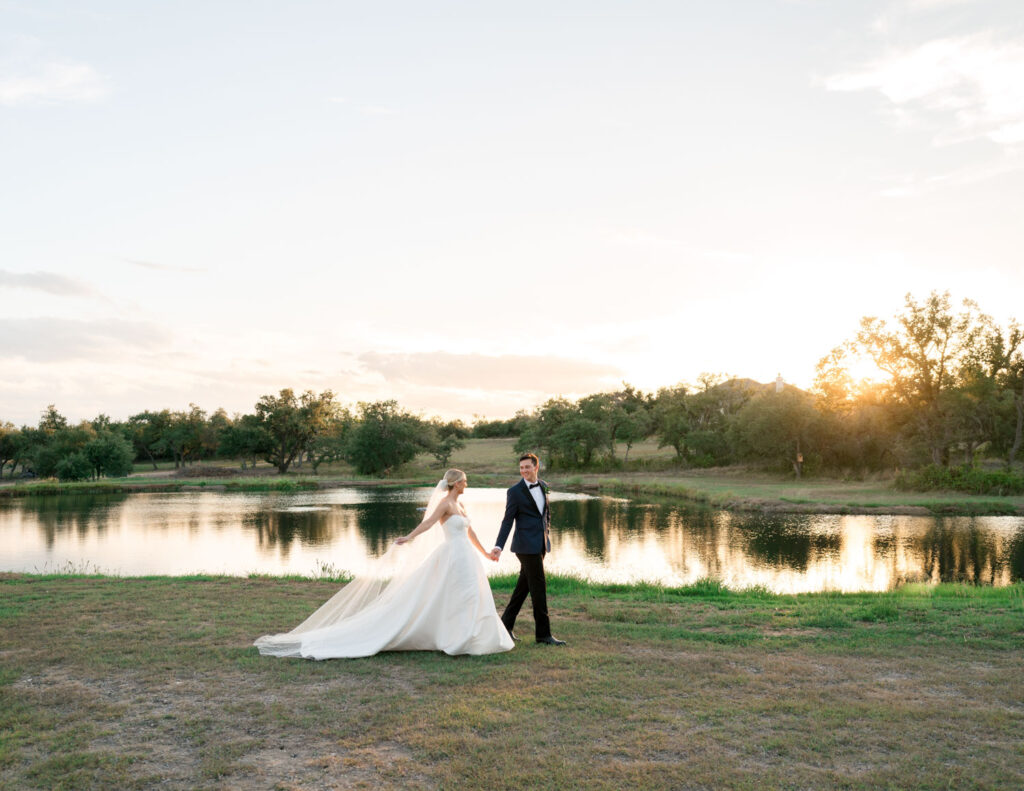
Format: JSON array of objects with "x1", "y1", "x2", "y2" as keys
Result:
[{"x1": 495, "y1": 479, "x2": 551, "y2": 555}]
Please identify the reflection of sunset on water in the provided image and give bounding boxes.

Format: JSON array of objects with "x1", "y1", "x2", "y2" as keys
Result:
[{"x1": 1, "y1": 488, "x2": 1022, "y2": 592}]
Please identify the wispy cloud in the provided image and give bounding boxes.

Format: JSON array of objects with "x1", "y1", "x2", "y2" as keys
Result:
[
  {"x1": 122, "y1": 258, "x2": 204, "y2": 274},
  {"x1": 0, "y1": 318, "x2": 171, "y2": 363},
  {"x1": 823, "y1": 33, "x2": 1024, "y2": 147},
  {"x1": 0, "y1": 56, "x2": 109, "y2": 106},
  {"x1": 0, "y1": 269, "x2": 96, "y2": 297},
  {"x1": 359, "y1": 351, "x2": 622, "y2": 394}
]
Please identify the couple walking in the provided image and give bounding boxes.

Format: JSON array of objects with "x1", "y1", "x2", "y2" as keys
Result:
[{"x1": 254, "y1": 453, "x2": 565, "y2": 659}]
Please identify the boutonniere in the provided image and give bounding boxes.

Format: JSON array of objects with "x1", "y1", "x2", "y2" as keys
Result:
[{"x1": 540, "y1": 482, "x2": 550, "y2": 495}]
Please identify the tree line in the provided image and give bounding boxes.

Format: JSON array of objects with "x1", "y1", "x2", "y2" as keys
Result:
[
  {"x1": 1, "y1": 292, "x2": 1022, "y2": 483},
  {"x1": 516, "y1": 292, "x2": 1023, "y2": 479},
  {"x1": 0, "y1": 394, "x2": 475, "y2": 481}
]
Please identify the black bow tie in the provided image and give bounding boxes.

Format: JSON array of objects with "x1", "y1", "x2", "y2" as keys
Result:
[{"x1": 528, "y1": 483, "x2": 541, "y2": 489}]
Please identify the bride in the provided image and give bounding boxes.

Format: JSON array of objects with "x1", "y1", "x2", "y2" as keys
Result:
[{"x1": 254, "y1": 469, "x2": 514, "y2": 659}]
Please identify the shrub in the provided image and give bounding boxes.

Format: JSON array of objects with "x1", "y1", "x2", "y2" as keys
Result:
[
  {"x1": 895, "y1": 465, "x2": 1024, "y2": 496},
  {"x1": 55, "y1": 452, "x2": 93, "y2": 482}
]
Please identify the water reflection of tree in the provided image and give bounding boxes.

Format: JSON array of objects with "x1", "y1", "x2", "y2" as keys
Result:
[
  {"x1": 346, "y1": 501, "x2": 419, "y2": 555},
  {"x1": 17, "y1": 494, "x2": 127, "y2": 549},
  {"x1": 919, "y1": 518, "x2": 1003, "y2": 584},
  {"x1": 244, "y1": 500, "x2": 417, "y2": 555},
  {"x1": 552, "y1": 497, "x2": 726, "y2": 572},
  {"x1": 730, "y1": 515, "x2": 840, "y2": 572},
  {"x1": 245, "y1": 510, "x2": 333, "y2": 551},
  {"x1": 6, "y1": 487, "x2": 1023, "y2": 587},
  {"x1": 1006, "y1": 531, "x2": 1024, "y2": 582}
]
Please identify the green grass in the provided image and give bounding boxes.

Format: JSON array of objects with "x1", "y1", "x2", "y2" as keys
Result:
[
  {"x1": 1, "y1": 573, "x2": 1022, "y2": 790},
  {"x1": 583, "y1": 471, "x2": 1024, "y2": 516}
]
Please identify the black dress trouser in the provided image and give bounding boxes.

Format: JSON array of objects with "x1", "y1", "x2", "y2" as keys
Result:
[{"x1": 501, "y1": 553, "x2": 550, "y2": 639}]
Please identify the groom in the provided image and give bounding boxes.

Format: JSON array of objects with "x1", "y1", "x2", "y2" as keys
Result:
[{"x1": 490, "y1": 453, "x2": 566, "y2": 646}]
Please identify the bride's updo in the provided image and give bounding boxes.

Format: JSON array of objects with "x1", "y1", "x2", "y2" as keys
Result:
[{"x1": 444, "y1": 469, "x2": 466, "y2": 489}]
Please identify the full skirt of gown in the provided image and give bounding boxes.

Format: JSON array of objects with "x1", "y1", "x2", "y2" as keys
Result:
[{"x1": 254, "y1": 515, "x2": 514, "y2": 659}]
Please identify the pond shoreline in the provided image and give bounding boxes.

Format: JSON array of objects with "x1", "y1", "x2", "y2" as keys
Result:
[{"x1": 3, "y1": 472, "x2": 1024, "y2": 516}]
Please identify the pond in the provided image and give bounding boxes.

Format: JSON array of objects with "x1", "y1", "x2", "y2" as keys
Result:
[{"x1": 2, "y1": 486, "x2": 1023, "y2": 592}]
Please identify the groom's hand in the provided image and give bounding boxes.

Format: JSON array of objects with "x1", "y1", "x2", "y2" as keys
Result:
[{"x1": 489, "y1": 547, "x2": 501, "y2": 561}]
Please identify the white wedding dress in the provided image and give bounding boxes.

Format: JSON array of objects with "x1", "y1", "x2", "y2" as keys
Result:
[{"x1": 254, "y1": 513, "x2": 514, "y2": 659}]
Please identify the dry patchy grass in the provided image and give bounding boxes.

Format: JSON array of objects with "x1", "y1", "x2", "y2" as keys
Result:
[{"x1": 1, "y1": 575, "x2": 1022, "y2": 790}]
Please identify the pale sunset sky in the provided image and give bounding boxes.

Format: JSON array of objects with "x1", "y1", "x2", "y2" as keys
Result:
[{"x1": 2, "y1": 0, "x2": 1022, "y2": 426}]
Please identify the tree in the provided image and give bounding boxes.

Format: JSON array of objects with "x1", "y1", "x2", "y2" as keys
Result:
[
  {"x1": 0, "y1": 422, "x2": 18, "y2": 478},
  {"x1": 255, "y1": 389, "x2": 338, "y2": 474},
  {"x1": 84, "y1": 433, "x2": 136, "y2": 479},
  {"x1": 605, "y1": 384, "x2": 652, "y2": 463},
  {"x1": 731, "y1": 388, "x2": 820, "y2": 478},
  {"x1": 616, "y1": 408, "x2": 652, "y2": 464},
  {"x1": 427, "y1": 418, "x2": 467, "y2": 468},
  {"x1": 55, "y1": 451, "x2": 93, "y2": 482},
  {"x1": 963, "y1": 319, "x2": 1024, "y2": 469},
  {"x1": 855, "y1": 291, "x2": 987, "y2": 466},
  {"x1": 308, "y1": 409, "x2": 353, "y2": 472},
  {"x1": 653, "y1": 375, "x2": 748, "y2": 466},
  {"x1": 164, "y1": 405, "x2": 209, "y2": 468},
  {"x1": 219, "y1": 413, "x2": 272, "y2": 469},
  {"x1": 39, "y1": 404, "x2": 68, "y2": 433},
  {"x1": 127, "y1": 410, "x2": 172, "y2": 469},
  {"x1": 431, "y1": 434, "x2": 466, "y2": 468},
  {"x1": 345, "y1": 400, "x2": 431, "y2": 475},
  {"x1": 28, "y1": 415, "x2": 96, "y2": 479},
  {"x1": 653, "y1": 384, "x2": 691, "y2": 460},
  {"x1": 515, "y1": 398, "x2": 599, "y2": 468}
]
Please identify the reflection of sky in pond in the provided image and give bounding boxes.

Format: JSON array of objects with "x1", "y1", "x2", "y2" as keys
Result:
[{"x1": 1, "y1": 487, "x2": 1022, "y2": 592}]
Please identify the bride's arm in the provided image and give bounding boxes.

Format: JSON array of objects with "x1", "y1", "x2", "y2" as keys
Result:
[
  {"x1": 466, "y1": 525, "x2": 490, "y2": 558},
  {"x1": 394, "y1": 502, "x2": 450, "y2": 544}
]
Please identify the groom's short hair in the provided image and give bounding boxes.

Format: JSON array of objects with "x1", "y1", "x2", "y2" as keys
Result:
[{"x1": 519, "y1": 453, "x2": 539, "y2": 468}]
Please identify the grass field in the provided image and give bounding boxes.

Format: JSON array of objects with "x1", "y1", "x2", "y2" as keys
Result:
[
  {"x1": 3, "y1": 438, "x2": 1023, "y2": 515},
  {"x1": 1, "y1": 574, "x2": 1022, "y2": 790}
]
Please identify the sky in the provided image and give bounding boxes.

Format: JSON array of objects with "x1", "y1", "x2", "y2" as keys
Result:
[{"x1": 2, "y1": 0, "x2": 1022, "y2": 427}]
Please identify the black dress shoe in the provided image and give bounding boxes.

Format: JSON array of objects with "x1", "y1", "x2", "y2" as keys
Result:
[
  {"x1": 508, "y1": 631, "x2": 521, "y2": 642},
  {"x1": 536, "y1": 636, "x2": 566, "y2": 646}
]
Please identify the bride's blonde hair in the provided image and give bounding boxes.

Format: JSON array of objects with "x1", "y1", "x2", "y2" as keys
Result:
[{"x1": 444, "y1": 469, "x2": 466, "y2": 489}]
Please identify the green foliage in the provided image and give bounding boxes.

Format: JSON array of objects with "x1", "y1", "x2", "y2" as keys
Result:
[
  {"x1": 345, "y1": 400, "x2": 431, "y2": 475},
  {"x1": 255, "y1": 389, "x2": 338, "y2": 474},
  {"x1": 55, "y1": 451, "x2": 93, "y2": 482},
  {"x1": 895, "y1": 464, "x2": 1024, "y2": 496},
  {"x1": 0, "y1": 421, "x2": 19, "y2": 478},
  {"x1": 217, "y1": 413, "x2": 271, "y2": 468},
  {"x1": 431, "y1": 433, "x2": 466, "y2": 468},
  {"x1": 731, "y1": 388, "x2": 819, "y2": 476},
  {"x1": 126, "y1": 410, "x2": 173, "y2": 468},
  {"x1": 470, "y1": 414, "x2": 526, "y2": 438},
  {"x1": 306, "y1": 409, "x2": 353, "y2": 472},
  {"x1": 83, "y1": 433, "x2": 135, "y2": 479},
  {"x1": 515, "y1": 387, "x2": 655, "y2": 469}
]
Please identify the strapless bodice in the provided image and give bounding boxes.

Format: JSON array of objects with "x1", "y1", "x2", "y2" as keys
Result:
[{"x1": 442, "y1": 514, "x2": 470, "y2": 538}]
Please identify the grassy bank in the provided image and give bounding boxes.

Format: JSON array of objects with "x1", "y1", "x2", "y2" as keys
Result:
[
  {"x1": 579, "y1": 472, "x2": 1024, "y2": 516},
  {"x1": 3, "y1": 437, "x2": 1024, "y2": 515},
  {"x1": 2, "y1": 574, "x2": 1022, "y2": 790}
]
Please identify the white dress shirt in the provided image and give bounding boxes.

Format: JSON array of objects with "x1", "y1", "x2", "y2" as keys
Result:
[{"x1": 525, "y1": 478, "x2": 545, "y2": 514}]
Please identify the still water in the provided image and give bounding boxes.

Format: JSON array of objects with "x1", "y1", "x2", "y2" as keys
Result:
[{"x1": 2, "y1": 486, "x2": 1023, "y2": 592}]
